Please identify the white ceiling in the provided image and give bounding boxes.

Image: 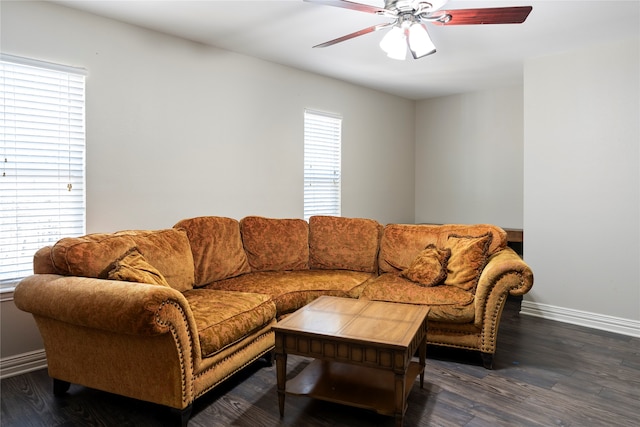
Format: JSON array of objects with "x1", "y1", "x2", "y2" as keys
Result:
[{"x1": 52, "y1": 0, "x2": 640, "y2": 100}]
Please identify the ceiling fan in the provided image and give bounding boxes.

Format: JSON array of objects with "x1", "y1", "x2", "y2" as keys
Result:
[{"x1": 304, "y1": 0, "x2": 533, "y2": 60}]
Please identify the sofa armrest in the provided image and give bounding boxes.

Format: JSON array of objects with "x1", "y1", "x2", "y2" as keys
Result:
[
  {"x1": 14, "y1": 274, "x2": 197, "y2": 338},
  {"x1": 473, "y1": 247, "x2": 534, "y2": 329},
  {"x1": 15, "y1": 273, "x2": 204, "y2": 408}
]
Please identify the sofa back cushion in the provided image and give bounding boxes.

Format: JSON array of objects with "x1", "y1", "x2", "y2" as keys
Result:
[
  {"x1": 240, "y1": 216, "x2": 309, "y2": 272},
  {"x1": 50, "y1": 229, "x2": 195, "y2": 292},
  {"x1": 379, "y1": 224, "x2": 507, "y2": 274},
  {"x1": 33, "y1": 246, "x2": 57, "y2": 274},
  {"x1": 309, "y1": 216, "x2": 382, "y2": 273},
  {"x1": 174, "y1": 216, "x2": 251, "y2": 286}
]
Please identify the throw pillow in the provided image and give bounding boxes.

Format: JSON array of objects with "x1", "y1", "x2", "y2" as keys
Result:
[
  {"x1": 443, "y1": 233, "x2": 492, "y2": 292},
  {"x1": 401, "y1": 244, "x2": 451, "y2": 287},
  {"x1": 106, "y1": 247, "x2": 171, "y2": 287}
]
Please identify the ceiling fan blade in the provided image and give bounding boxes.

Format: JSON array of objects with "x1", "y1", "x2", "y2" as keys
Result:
[
  {"x1": 303, "y1": 0, "x2": 390, "y2": 15},
  {"x1": 433, "y1": 6, "x2": 533, "y2": 26},
  {"x1": 313, "y1": 23, "x2": 394, "y2": 48}
]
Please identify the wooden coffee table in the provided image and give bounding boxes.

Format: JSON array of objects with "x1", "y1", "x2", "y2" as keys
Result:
[{"x1": 273, "y1": 296, "x2": 429, "y2": 427}]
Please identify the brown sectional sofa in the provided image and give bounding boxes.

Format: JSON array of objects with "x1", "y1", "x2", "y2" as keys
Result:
[{"x1": 14, "y1": 215, "x2": 533, "y2": 426}]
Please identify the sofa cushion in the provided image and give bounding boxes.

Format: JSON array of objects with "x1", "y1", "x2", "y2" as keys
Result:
[
  {"x1": 205, "y1": 270, "x2": 375, "y2": 315},
  {"x1": 401, "y1": 244, "x2": 450, "y2": 287},
  {"x1": 174, "y1": 216, "x2": 251, "y2": 286},
  {"x1": 240, "y1": 216, "x2": 309, "y2": 272},
  {"x1": 379, "y1": 224, "x2": 507, "y2": 274},
  {"x1": 443, "y1": 233, "x2": 492, "y2": 292},
  {"x1": 50, "y1": 229, "x2": 195, "y2": 292},
  {"x1": 116, "y1": 229, "x2": 194, "y2": 292},
  {"x1": 33, "y1": 246, "x2": 57, "y2": 274},
  {"x1": 309, "y1": 216, "x2": 382, "y2": 273},
  {"x1": 359, "y1": 273, "x2": 475, "y2": 323},
  {"x1": 183, "y1": 289, "x2": 276, "y2": 358},
  {"x1": 51, "y1": 232, "x2": 135, "y2": 277},
  {"x1": 106, "y1": 247, "x2": 171, "y2": 287}
]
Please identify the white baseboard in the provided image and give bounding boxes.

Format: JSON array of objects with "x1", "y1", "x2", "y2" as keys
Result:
[
  {"x1": 521, "y1": 301, "x2": 640, "y2": 338},
  {"x1": 0, "y1": 349, "x2": 47, "y2": 379}
]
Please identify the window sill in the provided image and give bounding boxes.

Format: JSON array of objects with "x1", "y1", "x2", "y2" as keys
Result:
[{"x1": 1, "y1": 281, "x2": 20, "y2": 302}]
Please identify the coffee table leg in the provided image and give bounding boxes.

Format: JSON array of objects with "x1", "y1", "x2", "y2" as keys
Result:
[
  {"x1": 394, "y1": 372, "x2": 406, "y2": 427},
  {"x1": 275, "y1": 352, "x2": 287, "y2": 417},
  {"x1": 419, "y1": 336, "x2": 426, "y2": 389}
]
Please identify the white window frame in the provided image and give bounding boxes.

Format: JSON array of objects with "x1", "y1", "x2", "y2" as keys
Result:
[
  {"x1": 1, "y1": 54, "x2": 86, "y2": 291},
  {"x1": 303, "y1": 109, "x2": 342, "y2": 221}
]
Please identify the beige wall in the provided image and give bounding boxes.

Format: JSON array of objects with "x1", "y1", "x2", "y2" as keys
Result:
[
  {"x1": 0, "y1": 0, "x2": 415, "y2": 363},
  {"x1": 1, "y1": 0, "x2": 416, "y2": 232},
  {"x1": 415, "y1": 86, "x2": 524, "y2": 228},
  {"x1": 0, "y1": 296, "x2": 43, "y2": 357},
  {"x1": 523, "y1": 37, "x2": 640, "y2": 326}
]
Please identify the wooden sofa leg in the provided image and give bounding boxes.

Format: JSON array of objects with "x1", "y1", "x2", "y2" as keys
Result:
[
  {"x1": 171, "y1": 404, "x2": 192, "y2": 427},
  {"x1": 481, "y1": 352, "x2": 494, "y2": 369},
  {"x1": 53, "y1": 379, "x2": 70, "y2": 396},
  {"x1": 263, "y1": 349, "x2": 275, "y2": 366}
]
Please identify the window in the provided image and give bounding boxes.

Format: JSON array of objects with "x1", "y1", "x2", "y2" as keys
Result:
[
  {"x1": 1, "y1": 54, "x2": 86, "y2": 288},
  {"x1": 303, "y1": 109, "x2": 341, "y2": 221}
]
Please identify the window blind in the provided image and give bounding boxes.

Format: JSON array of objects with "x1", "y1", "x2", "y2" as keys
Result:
[
  {"x1": 303, "y1": 109, "x2": 341, "y2": 221},
  {"x1": 1, "y1": 54, "x2": 86, "y2": 287}
]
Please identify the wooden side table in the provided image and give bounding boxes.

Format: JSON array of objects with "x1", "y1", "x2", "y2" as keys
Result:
[{"x1": 273, "y1": 296, "x2": 429, "y2": 427}]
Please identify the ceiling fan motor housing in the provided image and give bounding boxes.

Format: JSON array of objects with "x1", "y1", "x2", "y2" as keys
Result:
[
  {"x1": 384, "y1": 1, "x2": 451, "y2": 24},
  {"x1": 384, "y1": 1, "x2": 449, "y2": 15}
]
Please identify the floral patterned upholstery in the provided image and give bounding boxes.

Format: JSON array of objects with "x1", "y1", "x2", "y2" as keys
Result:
[
  {"x1": 205, "y1": 269, "x2": 375, "y2": 316},
  {"x1": 379, "y1": 223, "x2": 506, "y2": 274},
  {"x1": 174, "y1": 216, "x2": 251, "y2": 286},
  {"x1": 240, "y1": 216, "x2": 309, "y2": 271},
  {"x1": 309, "y1": 216, "x2": 382, "y2": 273},
  {"x1": 360, "y1": 272, "x2": 475, "y2": 323},
  {"x1": 49, "y1": 229, "x2": 195, "y2": 292},
  {"x1": 183, "y1": 289, "x2": 276, "y2": 358}
]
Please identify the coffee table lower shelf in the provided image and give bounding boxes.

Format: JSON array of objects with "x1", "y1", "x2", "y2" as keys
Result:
[{"x1": 285, "y1": 359, "x2": 423, "y2": 416}]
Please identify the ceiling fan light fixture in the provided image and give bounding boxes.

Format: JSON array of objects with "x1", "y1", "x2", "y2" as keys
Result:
[
  {"x1": 379, "y1": 25, "x2": 407, "y2": 60},
  {"x1": 408, "y1": 22, "x2": 436, "y2": 58}
]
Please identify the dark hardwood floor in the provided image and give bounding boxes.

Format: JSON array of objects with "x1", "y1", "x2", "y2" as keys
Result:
[{"x1": 2, "y1": 300, "x2": 639, "y2": 427}]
